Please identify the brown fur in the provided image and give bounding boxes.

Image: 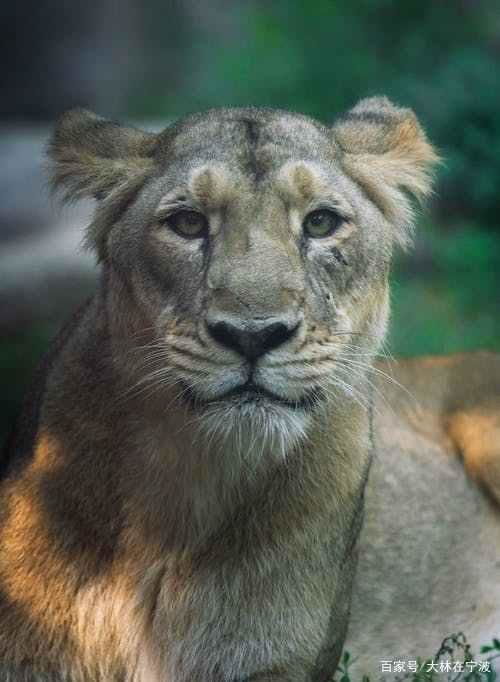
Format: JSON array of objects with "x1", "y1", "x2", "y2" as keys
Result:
[
  {"x1": 1, "y1": 99, "x2": 495, "y2": 681},
  {"x1": 447, "y1": 410, "x2": 500, "y2": 503}
]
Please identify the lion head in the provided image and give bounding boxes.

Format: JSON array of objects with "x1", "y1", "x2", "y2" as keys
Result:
[{"x1": 48, "y1": 98, "x2": 438, "y2": 463}]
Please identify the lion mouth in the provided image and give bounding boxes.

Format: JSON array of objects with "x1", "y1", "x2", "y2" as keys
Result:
[{"x1": 180, "y1": 380, "x2": 323, "y2": 412}]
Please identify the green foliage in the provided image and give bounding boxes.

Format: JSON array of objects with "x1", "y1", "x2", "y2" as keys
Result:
[
  {"x1": 333, "y1": 633, "x2": 500, "y2": 681},
  {"x1": 0, "y1": 325, "x2": 56, "y2": 444},
  {"x1": 423, "y1": 50, "x2": 500, "y2": 226},
  {"x1": 389, "y1": 220, "x2": 500, "y2": 356}
]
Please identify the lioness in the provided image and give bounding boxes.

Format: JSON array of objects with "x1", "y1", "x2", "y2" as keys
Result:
[{"x1": 0, "y1": 98, "x2": 498, "y2": 681}]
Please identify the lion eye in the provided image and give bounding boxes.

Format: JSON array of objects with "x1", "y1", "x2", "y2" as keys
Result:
[
  {"x1": 303, "y1": 209, "x2": 342, "y2": 238},
  {"x1": 165, "y1": 210, "x2": 208, "y2": 239}
]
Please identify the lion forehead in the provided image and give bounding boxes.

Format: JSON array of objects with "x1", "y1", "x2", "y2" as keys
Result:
[{"x1": 163, "y1": 109, "x2": 333, "y2": 174}]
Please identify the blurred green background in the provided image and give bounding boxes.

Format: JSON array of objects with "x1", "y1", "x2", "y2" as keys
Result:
[{"x1": 1, "y1": 0, "x2": 500, "y2": 445}]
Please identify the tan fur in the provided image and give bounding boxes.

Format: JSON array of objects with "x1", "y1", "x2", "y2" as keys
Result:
[
  {"x1": 188, "y1": 164, "x2": 235, "y2": 210},
  {"x1": 346, "y1": 352, "x2": 500, "y2": 676},
  {"x1": 390, "y1": 351, "x2": 500, "y2": 505},
  {"x1": 333, "y1": 96, "x2": 440, "y2": 247},
  {"x1": 1, "y1": 100, "x2": 497, "y2": 681},
  {"x1": 447, "y1": 410, "x2": 500, "y2": 503}
]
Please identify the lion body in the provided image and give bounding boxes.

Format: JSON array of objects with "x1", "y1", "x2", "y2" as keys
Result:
[
  {"x1": 348, "y1": 353, "x2": 500, "y2": 676},
  {"x1": 0, "y1": 296, "x2": 366, "y2": 681},
  {"x1": 0, "y1": 100, "x2": 498, "y2": 680}
]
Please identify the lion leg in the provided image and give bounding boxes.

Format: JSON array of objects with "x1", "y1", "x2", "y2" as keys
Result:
[{"x1": 447, "y1": 408, "x2": 500, "y2": 505}]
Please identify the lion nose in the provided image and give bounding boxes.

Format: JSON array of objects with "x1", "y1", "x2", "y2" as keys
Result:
[{"x1": 206, "y1": 316, "x2": 300, "y2": 361}]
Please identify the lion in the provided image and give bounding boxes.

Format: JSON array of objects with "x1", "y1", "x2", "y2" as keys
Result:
[{"x1": 0, "y1": 97, "x2": 498, "y2": 681}]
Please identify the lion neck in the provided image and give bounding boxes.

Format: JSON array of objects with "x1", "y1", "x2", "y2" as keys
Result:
[{"x1": 114, "y1": 384, "x2": 373, "y2": 558}]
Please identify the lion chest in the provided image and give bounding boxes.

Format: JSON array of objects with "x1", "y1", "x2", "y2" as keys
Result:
[{"x1": 131, "y1": 540, "x2": 341, "y2": 681}]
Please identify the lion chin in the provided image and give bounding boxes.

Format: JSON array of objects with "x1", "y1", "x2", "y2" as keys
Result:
[
  {"x1": 175, "y1": 377, "x2": 323, "y2": 460},
  {"x1": 185, "y1": 385, "x2": 316, "y2": 463}
]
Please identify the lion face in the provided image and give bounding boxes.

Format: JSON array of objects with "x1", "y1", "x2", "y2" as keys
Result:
[{"x1": 49, "y1": 100, "x2": 438, "y2": 457}]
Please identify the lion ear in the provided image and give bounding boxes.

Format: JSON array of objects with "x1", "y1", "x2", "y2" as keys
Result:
[
  {"x1": 48, "y1": 109, "x2": 158, "y2": 259},
  {"x1": 332, "y1": 97, "x2": 440, "y2": 247},
  {"x1": 48, "y1": 108, "x2": 157, "y2": 201}
]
